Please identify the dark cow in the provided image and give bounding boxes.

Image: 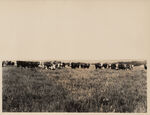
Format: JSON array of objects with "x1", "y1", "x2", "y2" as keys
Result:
[
  {"x1": 144, "y1": 64, "x2": 147, "y2": 70},
  {"x1": 61, "y1": 62, "x2": 66, "y2": 68},
  {"x1": 111, "y1": 63, "x2": 117, "y2": 69},
  {"x1": 118, "y1": 63, "x2": 126, "y2": 70},
  {"x1": 16, "y1": 61, "x2": 25, "y2": 67},
  {"x1": 43, "y1": 61, "x2": 53, "y2": 69},
  {"x1": 16, "y1": 61, "x2": 40, "y2": 68},
  {"x1": 8, "y1": 61, "x2": 15, "y2": 66},
  {"x1": 71, "y1": 62, "x2": 80, "y2": 69},
  {"x1": 86, "y1": 63, "x2": 90, "y2": 69},
  {"x1": 28, "y1": 62, "x2": 40, "y2": 68},
  {"x1": 80, "y1": 63, "x2": 90, "y2": 69},
  {"x1": 95, "y1": 63, "x2": 102, "y2": 69},
  {"x1": 103, "y1": 63, "x2": 109, "y2": 69}
]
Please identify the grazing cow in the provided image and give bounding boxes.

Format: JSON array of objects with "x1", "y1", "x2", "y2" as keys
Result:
[
  {"x1": 95, "y1": 63, "x2": 102, "y2": 69},
  {"x1": 50, "y1": 64, "x2": 56, "y2": 70},
  {"x1": 86, "y1": 63, "x2": 90, "y2": 69},
  {"x1": 16, "y1": 61, "x2": 26, "y2": 68},
  {"x1": 80, "y1": 63, "x2": 85, "y2": 68},
  {"x1": 65, "y1": 63, "x2": 70, "y2": 67},
  {"x1": 118, "y1": 63, "x2": 126, "y2": 70},
  {"x1": 111, "y1": 63, "x2": 117, "y2": 69},
  {"x1": 61, "y1": 62, "x2": 66, "y2": 68},
  {"x1": 126, "y1": 64, "x2": 133, "y2": 70},
  {"x1": 52, "y1": 61, "x2": 64, "y2": 69},
  {"x1": 80, "y1": 63, "x2": 90, "y2": 69},
  {"x1": 16, "y1": 61, "x2": 40, "y2": 68},
  {"x1": 30, "y1": 62, "x2": 40, "y2": 68},
  {"x1": 71, "y1": 62, "x2": 80, "y2": 69},
  {"x1": 39, "y1": 61, "x2": 65, "y2": 70},
  {"x1": 56, "y1": 63, "x2": 61, "y2": 69},
  {"x1": 16, "y1": 61, "x2": 25, "y2": 67},
  {"x1": 43, "y1": 62, "x2": 53, "y2": 69},
  {"x1": 8, "y1": 61, "x2": 15, "y2": 66},
  {"x1": 103, "y1": 63, "x2": 109, "y2": 69}
]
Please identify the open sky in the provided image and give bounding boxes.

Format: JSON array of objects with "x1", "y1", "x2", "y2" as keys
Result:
[{"x1": 0, "y1": 0, "x2": 150, "y2": 60}]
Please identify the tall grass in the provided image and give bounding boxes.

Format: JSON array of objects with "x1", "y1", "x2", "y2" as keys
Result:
[{"x1": 2, "y1": 66, "x2": 147, "y2": 112}]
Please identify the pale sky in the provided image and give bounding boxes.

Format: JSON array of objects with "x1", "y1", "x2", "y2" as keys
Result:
[{"x1": 0, "y1": 0, "x2": 150, "y2": 60}]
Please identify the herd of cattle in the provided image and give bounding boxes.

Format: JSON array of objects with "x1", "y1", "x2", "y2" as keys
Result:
[{"x1": 2, "y1": 61, "x2": 147, "y2": 70}]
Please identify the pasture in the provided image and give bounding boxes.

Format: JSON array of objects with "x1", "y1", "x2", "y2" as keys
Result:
[{"x1": 2, "y1": 66, "x2": 147, "y2": 112}]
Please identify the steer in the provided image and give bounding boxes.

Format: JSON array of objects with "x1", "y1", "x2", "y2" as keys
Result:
[
  {"x1": 80, "y1": 63, "x2": 90, "y2": 69},
  {"x1": 95, "y1": 63, "x2": 102, "y2": 69},
  {"x1": 71, "y1": 62, "x2": 80, "y2": 69},
  {"x1": 118, "y1": 63, "x2": 126, "y2": 70},
  {"x1": 43, "y1": 62, "x2": 52, "y2": 69},
  {"x1": 111, "y1": 63, "x2": 117, "y2": 70},
  {"x1": 103, "y1": 63, "x2": 109, "y2": 69}
]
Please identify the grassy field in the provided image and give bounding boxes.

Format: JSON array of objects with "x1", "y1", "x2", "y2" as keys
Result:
[{"x1": 2, "y1": 66, "x2": 147, "y2": 112}]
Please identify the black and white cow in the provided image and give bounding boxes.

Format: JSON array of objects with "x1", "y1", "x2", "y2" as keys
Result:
[
  {"x1": 118, "y1": 63, "x2": 127, "y2": 70},
  {"x1": 110, "y1": 63, "x2": 118, "y2": 70},
  {"x1": 126, "y1": 64, "x2": 134, "y2": 70},
  {"x1": 80, "y1": 63, "x2": 90, "y2": 69}
]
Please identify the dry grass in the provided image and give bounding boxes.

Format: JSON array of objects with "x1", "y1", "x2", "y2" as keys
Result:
[{"x1": 2, "y1": 66, "x2": 147, "y2": 112}]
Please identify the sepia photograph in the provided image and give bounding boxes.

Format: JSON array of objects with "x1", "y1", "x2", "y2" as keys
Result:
[
  {"x1": 0, "y1": 0, "x2": 150, "y2": 114},
  {"x1": 2, "y1": 60, "x2": 147, "y2": 112}
]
